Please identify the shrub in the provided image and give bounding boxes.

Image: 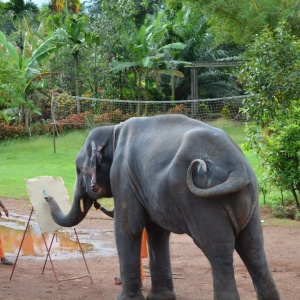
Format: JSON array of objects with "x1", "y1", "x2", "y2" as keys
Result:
[
  {"x1": 0, "y1": 123, "x2": 27, "y2": 140},
  {"x1": 30, "y1": 121, "x2": 53, "y2": 135},
  {"x1": 198, "y1": 103, "x2": 210, "y2": 119},
  {"x1": 167, "y1": 104, "x2": 186, "y2": 114},
  {"x1": 57, "y1": 113, "x2": 87, "y2": 131},
  {"x1": 295, "y1": 211, "x2": 300, "y2": 221},
  {"x1": 240, "y1": 22, "x2": 300, "y2": 207},
  {"x1": 54, "y1": 94, "x2": 78, "y2": 119},
  {"x1": 94, "y1": 109, "x2": 131, "y2": 124},
  {"x1": 221, "y1": 106, "x2": 231, "y2": 120},
  {"x1": 272, "y1": 204, "x2": 300, "y2": 220}
]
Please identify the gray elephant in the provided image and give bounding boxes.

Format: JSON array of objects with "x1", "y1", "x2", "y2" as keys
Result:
[{"x1": 45, "y1": 114, "x2": 280, "y2": 300}]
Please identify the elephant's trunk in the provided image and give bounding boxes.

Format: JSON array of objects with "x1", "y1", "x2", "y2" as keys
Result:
[
  {"x1": 186, "y1": 159, "x2": 249, "y2": 198},
  {"x1": 45, "y1": 193, "x2": 93, "y2": 227}
]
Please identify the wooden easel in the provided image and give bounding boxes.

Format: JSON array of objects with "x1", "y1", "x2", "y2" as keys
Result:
[{"x1": 10, "y1": 206, "x2": 93, "y2": 285}]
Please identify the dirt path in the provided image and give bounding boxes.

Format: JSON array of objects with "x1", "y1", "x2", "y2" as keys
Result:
[{"x1": 1, "y1": 197, "x2": 300, "y2": 300}]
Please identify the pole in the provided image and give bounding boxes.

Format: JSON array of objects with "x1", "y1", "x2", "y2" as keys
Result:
[
  {"x1": 51, "y1": 93, "x2": 56, "y2": 154},
  {"x1": 191, "y1": 67, "x2": 198, "y2": 116}
]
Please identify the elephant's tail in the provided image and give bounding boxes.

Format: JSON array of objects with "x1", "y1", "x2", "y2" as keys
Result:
[{"x1": 186, "y1": 159, "x2": 249, "y2": 198}]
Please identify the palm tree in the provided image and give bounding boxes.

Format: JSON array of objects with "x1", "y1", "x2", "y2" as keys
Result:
[
  {"x1": 5, "y1": 0, "x2": 39, "y2": 51},
  {"x1": 49, "y1": 0, "x2": 65, "y2": 13},
  {"x1": 48, "y1": 0, "x2": 80, "y2": 14},
  {"x1": 46, "y1": 15, "x2": 89, "y2": 112},
  {"x1": 0, "y1": 2, "x2": 15, "y2": 36},
  {"x1": 47, "y1": 0, "x2": 80, "y2": 30},
  {"x1": 171, "y1": 9, "x2": 242, "y2": 100}
]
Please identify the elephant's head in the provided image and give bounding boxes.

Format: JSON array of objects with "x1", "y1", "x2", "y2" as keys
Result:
[{"x1": 45, "y1": 125, "x2": 115, "y2": 227}]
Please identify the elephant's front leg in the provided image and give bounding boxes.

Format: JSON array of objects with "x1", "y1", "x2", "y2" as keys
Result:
[{"x1": 115, "y1": 221, "x2": 145, "y2": 300}]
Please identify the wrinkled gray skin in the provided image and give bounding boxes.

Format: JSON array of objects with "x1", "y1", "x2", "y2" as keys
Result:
[{"x1": 45, "y1": 115, "x2": 280, "y2": 300}]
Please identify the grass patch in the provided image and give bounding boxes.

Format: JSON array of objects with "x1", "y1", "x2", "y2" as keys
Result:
[
  {"x1": 262, "y1": 218, "x2": 300, "y2": 227},
  {"x1": 207, "y1": 120, "x2": 246, "y2": 145},
  {"x1": 0, "y1": 131, "x2": 88, "y2": 200}
]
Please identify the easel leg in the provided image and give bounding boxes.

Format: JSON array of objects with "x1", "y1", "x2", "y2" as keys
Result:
[
  {"x1": 9, "y1": 211, "x2": 93, "y2": 285},
  {"x1": 10, "y1": 207, "x2": 34, "y2": 280},
  {"x1": 74, "y1": 228, "x2": 93, "y2": 284},
  {"x1": 42, "y1": 233, "x2": 59, "y2": 283}
]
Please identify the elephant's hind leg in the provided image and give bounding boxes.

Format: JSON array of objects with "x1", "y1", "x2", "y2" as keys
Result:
[
  {"x1": 205, "y1": 241, "x2": 240, "y2": 300},
  {"x1": 235, "y1": 206, "x2": 280, "y2": 300},
  {"x1": 146, "y1": 222, "x2": 176, "y2": 300},
  {"x1": 192, "y1": 205, "x2": 240, "y2": 300}
]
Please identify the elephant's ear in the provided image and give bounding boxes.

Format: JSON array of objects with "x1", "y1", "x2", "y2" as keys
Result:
[
  {"x1": 90, "y1": 141, "x2": 104, "y2": 190},
  {"x1": 90, "y1": 141, "x2": 104, "y2": 169},
  {"x1": 96, "y1": 145, "x2": 104, "y2": 164}
]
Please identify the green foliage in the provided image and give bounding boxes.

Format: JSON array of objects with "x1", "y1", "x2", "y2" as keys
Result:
[
  {"x1": 110, "y1": 11, "x2": 187, "y2": 103},
  {"x1": 258, "y1": 179, "x2": 268, "y2": 205},
  {"x1": 198, "y1": 103, "x2": 210, "y2": 119},
  {"x1": 191, "y1": 0, "x2": 300, "y2": 45},
  {"x1": 255, "y1": 102, "x2": 300, "y2": 204},
  {"x1": 221, "y1": 106, "x2": 231, "y2": 120},
  {"x1": 85, "y1": 0, "x2": 138, "y2": 99},
  {"x1": 0, "y1": 57, "x2": 24, "y2": 108},
  {"x1": 4, "y1": 0, "x2": 40, "y2": 39},
  {"x1": 2, "y1": 0, "x2": 246, "y2": 107},
  {"x1": 171, "y1": 8, "x2": 241, "y2": 100},
  {"x1": 240, "y1": 23, "x2": 300, "y2": 206},
  {"x1": 272, "y1": 203, "x2": 300, "y2": 220},
  {"x1": 0, "y1": 29, "x2": 67, "y2": 131},
  {"x1": 295, "y1": 211, "x2": 300, "y2": 222},
  {"x1": 240, "y1": 23, "x2": 300, "y2": 128},
  {"x1": 5, "y1": 0, "x2": 39, "y2": 19}
]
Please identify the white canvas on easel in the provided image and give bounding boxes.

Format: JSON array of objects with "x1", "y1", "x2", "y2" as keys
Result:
[
  {"x1": 10, "y1": 176, "x2": 93, "y2": 284},
  {"x1": 25, "y1": 176, "x2": 71, "y2": 233}
]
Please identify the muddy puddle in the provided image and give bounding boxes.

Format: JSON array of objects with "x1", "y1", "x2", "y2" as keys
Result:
[{"x1": 0, "y1": 213, "x2": 117, "y2": 260}]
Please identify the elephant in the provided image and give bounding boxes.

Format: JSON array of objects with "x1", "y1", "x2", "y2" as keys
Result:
[{"x1": 45, "y1": 114, "x2": 280, "y2": 300}]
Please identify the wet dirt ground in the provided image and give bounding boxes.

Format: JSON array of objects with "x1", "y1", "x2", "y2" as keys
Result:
[{"x1": 1, "y1": 197, "x2": 300, "y2": 300}]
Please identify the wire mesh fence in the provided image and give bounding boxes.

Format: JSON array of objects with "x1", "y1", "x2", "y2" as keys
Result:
[{"x1": 51, "y1": 94, "x2": 249, "y2": 131}]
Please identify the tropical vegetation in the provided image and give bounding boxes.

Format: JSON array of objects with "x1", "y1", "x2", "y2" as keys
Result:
[{"x1": 240, "y1": 22, "x2": 300, "y2": 207}]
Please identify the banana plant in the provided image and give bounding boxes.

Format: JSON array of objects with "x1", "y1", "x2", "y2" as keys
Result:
[
  {"x1": 110, "y1": 12, "x2": 188, "y2": 104},
  {"x1": 0, "y1": 30, "x2": 62, "y2": 131}
]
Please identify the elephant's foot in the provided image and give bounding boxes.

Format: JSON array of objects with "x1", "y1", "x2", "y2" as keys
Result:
[
  {"x1": 117, "y1": 291, "x2": 145, "y2": 300},
  {"x1": 147, "y1": 289, "x2": 176, "y2": 300},
  {"x1": 214, "y1": 291, "x2": 240, "y2": 300}
]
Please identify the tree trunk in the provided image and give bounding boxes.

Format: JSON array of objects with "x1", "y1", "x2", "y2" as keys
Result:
[
  {"x1": 291, "y1": 186, "x2": 299, "y2": 208},
  {"x1": 75, "y1": 56, "x2": 81, "y2": 113},
  {"x1": 136, "y1": 69, "x2": 141, "y2": 116}
]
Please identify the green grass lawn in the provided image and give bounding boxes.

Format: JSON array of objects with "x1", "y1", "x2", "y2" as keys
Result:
[
  {"x1": 0, "y1": 121, "x2": 272, "y2": 208},
  {"x1": 0, "y1": 131, "x2": 87, "y2": 199}
]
